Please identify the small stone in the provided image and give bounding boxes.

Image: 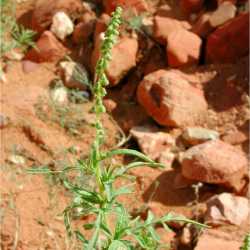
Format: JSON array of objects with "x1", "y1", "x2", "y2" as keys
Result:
[
  {"x1": 51, "y1": 86, "x2": 68, "y2": 104},
  {"x1": 204, "y1": 193, "x2": 249, "y2": 226},
  {"x1": 154, "y1": 16, "x2": 191, "y2": 44},
  {"x1": 180, "y1": 0, "x2": 204, "y2": 15},
  {"x1": 182, "y1": 127, "x2": 219, "y2": 145},
  {"x1": 222, "y1": 130, "x2": 248, "y2": 145},
  {"x1": 25, "y1": 31, "x2": 67, "y2": 63},
  {"x1": 51, "y1": 11, "x2": 74, "y2": 40},
  {"x1": 167, "y1": 29, "x2": 202, "y2": 67},
  {"x1": 59, "y1": 61, "x2": 89, "y2": 90},
  {"x1": 8, "y1": 155, "x2": 26, "y2": 165},
  {"x1": 180, "y1": 226, "x2": 192, "y2": 245},
  {"x1": 173, "y1": 172, "x2": 197, "y2": 189},
  {"x1": 209, "y1": 2, "x2": 236, "y2": 28}
]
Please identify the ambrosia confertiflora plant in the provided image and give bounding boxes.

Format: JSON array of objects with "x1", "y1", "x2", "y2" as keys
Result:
[{"x1": 28, "y1": 7, "x2": 206, "y2": 249}]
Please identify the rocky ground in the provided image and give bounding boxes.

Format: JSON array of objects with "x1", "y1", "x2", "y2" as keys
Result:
[{"x1": 0, "y1": 0, "x2": 249, "y2": 249}]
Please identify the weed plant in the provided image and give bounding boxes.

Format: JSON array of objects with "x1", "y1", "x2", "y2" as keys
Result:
[
  {"x1": 0, "y1": 0, "x2": 36, "y2": 55},
  {"x1": 29, "y1": 7, "x2": 205, "y2": 249}
]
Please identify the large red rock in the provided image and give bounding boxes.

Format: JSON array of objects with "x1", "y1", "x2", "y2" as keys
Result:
[
  {"x1": 154, "y1": 16, "x2": 191, "y2": 44},
  {"x1": 181, "y1": 140, "x2": 248, "y2": 192},
  {"x1": 31, "y1": 0, "x2": 83, "y2": 33},
  {"x1": 25, "y1": 31, "x2": 67, "y2": 63},
  {"x1": 180, "y1": 0, "x2": 204, "y2": 15},
  {"x1": 91, "y1": 36, "x2": 138, "y2": 86},
  {"x1": 137, "y1": 70, "x2": 208, "y2": 127},
  {"x1": 166, "y1": 29, "x2": 202, "y2": 67},
  {"x1": 206, "y1": 12, "x2": 249, "y2": 63},
  {"x1": 103, "y1": 0, "x2": 149, "y2": 15}
]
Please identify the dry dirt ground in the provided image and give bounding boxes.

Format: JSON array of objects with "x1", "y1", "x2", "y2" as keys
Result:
[{"x1": 0, "y1": 1, "x2": 249, "y2": 250}]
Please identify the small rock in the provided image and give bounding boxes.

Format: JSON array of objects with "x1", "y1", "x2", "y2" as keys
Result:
[
  {"x1": 50, "y1": 11, "x2": 74, "y2": 40},
  {"x1": 180, "y1": 226, "x2": 192, "y2": 246},
  {"x1": 50, "y1": 86, "x2": 68, "y2": 104},
  {"x1": 130, "y1": 125, "x2": 176, "y2": 166},
  {"x1": 206, "y1": 12, "x2": 249, "y2": 63},
  {"x1": 59, "y1": 61, "x2": 89, "y2": 90},
  {"x1": 25, "y1": 31, "x2": 67, "y2": 63},
  {"x1": 209, "y1": 1, "x2": 236, "y2": 28},
  {"x1": 137, "y1": 70, "x2": 208, "y2": 127},
  {"x1": 204, "y1": 193, "x2": 249, "y2": 226},
  {"x1": 0, "y1": 114, "x2": 9, "y2": 129},
  {"x1": 22, "y1": 60, "x2": 40, "y2": 73},
  {"x1": 166, "y1": 29, "x2": 202, "y2": 67},
  {"x1": 154, "y1": 16, "x2": 191, "y2": 44},
  {"x1": 103, "y1": 99, "x2": 117, "y2": 113},
  {"x1": 8, "y1": 155, "x2": 26, "y2": 165},
  {"x1": 181, "y1": 140, "x2": 248, "y2": 192},
  {"x1": 195, "y1": 229, "x2": 242, "y2": 250},
  {"x1": 182, "y1": 127, "x2": 219, "y2": 145}
]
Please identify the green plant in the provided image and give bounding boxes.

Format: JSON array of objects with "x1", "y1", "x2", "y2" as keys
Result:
[
  {"x1": 28, "y1": 7, "x2": 206, "y2": 249},
  {"x1": 241, "y1": 233, "x2": 250, "y2": 250},
  {"x1": 0, "y1": 0, "x2": 36, "y2": 55}
]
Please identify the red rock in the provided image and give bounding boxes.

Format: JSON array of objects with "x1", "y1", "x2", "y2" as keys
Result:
[
  {"x1": 103, "y1": 0, "x2": 149, "y2": 15},
  {"x1": 205, "y1": 193, "x2": 249, "y2": 226},
  {"x1": 22, "y1": 60, "x2": 40, "y2": 73},
  {"x1": 137, "y1": 70, "x2": 208, "y2": 127},
  {"x1": 31, "y1": 0, "x2": 83, "y2": 33},
  {"x1": 206, "y1": 13, "x2": 249, "y2": 63},
  {"x1": 181, "y1": 140, "x2": 248, "y2": 192},
  {"x1": 25, "y1": 31, "x2": 67, "y2": 63},
  {"x1": 180, "y1": 0, "x2": 204, "y2": 15},
  {"x1": 167, "y1": 29, "x2": 202, "y2": 67},
  {"x1": 154, "y1": 16, "x2": 191, "y2": 44},
  {"x1": 73, "y1": 13, "x2": 96, "y2": 44},
  {"x1": 91, "y1": 36, "x2": 138, "y2": 86},
  {"x1": 195, "y1": 229, "x2": 242, "y2": 250}
]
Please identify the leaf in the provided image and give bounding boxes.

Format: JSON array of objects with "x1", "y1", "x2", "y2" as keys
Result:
[
  {"x1": 108, "y1": 240, "x2": 128, "y2": 250},
  {"x1": 63, "y1": 210, "x2": 72, "y2": 236},
  {"x1": 63, "y1": 180, "x2": 103, "y2": 204},
  {"x1": 102, "y1": 149, "x2": 155, "y2": 163}
]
